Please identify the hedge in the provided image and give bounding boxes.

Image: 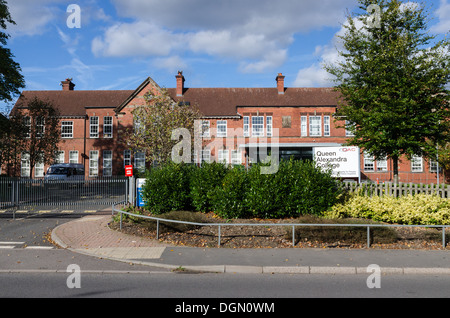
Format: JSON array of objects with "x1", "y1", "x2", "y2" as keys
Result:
[
  {"x1": 141, "y1": 159, "x2": 343, "y2": 218},
  {"x1": 190, "y1": 162, "x2": 228, "y2": 212},
  {"x1": 141, "y1": 162, "x2": 194, "y2": 214}
]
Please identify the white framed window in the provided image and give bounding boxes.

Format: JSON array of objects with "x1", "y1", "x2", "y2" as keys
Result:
[
  {"x1": 103, "y1": 116, "x2": 113, "y2": 138},
  {"x1": 266, "y1": 116, "x2": 272, "y2": 137},
  {"x1": 69, "y1": 151, "x2": 78, "y2": 164},
  {"x1": 411, "y1": 156, "x2": 423, "y2": 172},
  {"x1": 61, "y1": 121, "x2": 73, "y2": 138},
  {"x1": 24, "y1": 117, "x2": 31, "y2": 138},
  {"x1": 90, "y1": 116, "x2": 99, "y2": 138},
  {"x1": 103, "y1": 150, "x2": 112, "y2": 176},
  {"x1": 134, "y1": 117, "x2": 144, "y2": 134},
  {"x1": 345, "y1": 120, "x2": 355, "y2": 137},
  {"x1": 36, "y1": 117, "x2": 45, "y2": 138},
  {"x1": 231, "y1": 150, "x2": 241, "y2": 165},
  {"x1": 364, "y1": 152, "x2": 375, "y2": 172},
  {"x1": 243, "y1": 116, "x2": 249, "y2": 137},
  {"x1": 324, "y1": 116, "x2": 330, "y2": 137},
  {"x1": 430, "y1": 160, "x2": 440, "y2": 173},
  {"x1": 123, "y1": 150, "x2": 131, "y2": 167},
  {"x1": 252, "y1": 116, "x2": 264, "y2": 137},
  {"x1": 217, "y1": 120, "x2": 227, "y2": 137},
  {"x1": 54, "y1": 151, "x2": 65, "y2": 164},
  {"x1": 309, "y1": 116, "x2": 321, "y2": 136},
  {"x1": 202, "y1": 149, "x2": 211, "y2": 163},
  {"x1": 201, "y1": 120, "x2": 210, "y2": 137},
  {"x1": 376, "y1": 157, "x2": 388, "y2": 172},
  {"x1": 218, "y1": 149, "x2": 229, "y2": 164},
  {"x1": 193, "y1": 150, "x2": 199, "y2": 164},
  {"x1": 135, "y1": 151, "x2": 145, "y2": 172},
  {"x1": 35, "y1": 155, "x2": 44, "y2": 178},
  {"x1": 301, "y1": 116, "x2": 307, "y2": 137},
  {"x1": 89, "y1": 150, "x2": 99, "y2": 177},
  {"x1": 21, "y1": 152, "x2": 30, "y2": 177}
]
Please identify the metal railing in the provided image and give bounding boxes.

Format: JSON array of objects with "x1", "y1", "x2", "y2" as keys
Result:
[
  {"x1": 0, "y1": 177, "x2": 128, "y2": 210},
  {"x1": 112, "y1": 202, "x2": 449, "y2": 249}
]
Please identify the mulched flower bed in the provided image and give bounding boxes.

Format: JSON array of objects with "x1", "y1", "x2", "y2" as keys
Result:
[{"x1": 109, "y1": 211, "x2": 449, "y2": 250}]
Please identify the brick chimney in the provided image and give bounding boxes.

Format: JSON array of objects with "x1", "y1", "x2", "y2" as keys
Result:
[
  {"x1": 276, "y1": 73, "x2": 285, "y2": 95},
  {"x1": 61, "y1": 78, "x2": 75, "y2": 91},
  {"x1": 176, "y1": 71, "x2": 185, "y2": 97}
]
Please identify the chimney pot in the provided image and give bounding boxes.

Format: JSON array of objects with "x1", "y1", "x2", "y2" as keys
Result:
[
  {"x1": 176, "y1": 71, "x2": 185, "y2": 97},
  {"x1": 276, "y1": 73, "x2": 285, "y2": 95},
  {"x1": 61, "y1": 78, "x2": 75, "y2": 91}
]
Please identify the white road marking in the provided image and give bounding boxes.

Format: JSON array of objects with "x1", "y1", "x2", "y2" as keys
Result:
[
  {"x1": 25, "y1": 246, "x2": 54, "y2": 250},
  {"x1": 0, "y1": 241, "x2": 25, "y2": 245}
]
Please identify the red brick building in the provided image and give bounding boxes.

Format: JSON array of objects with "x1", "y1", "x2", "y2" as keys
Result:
[{"x1": 7, "y1": 72, "x2": 445, "y2": 184}]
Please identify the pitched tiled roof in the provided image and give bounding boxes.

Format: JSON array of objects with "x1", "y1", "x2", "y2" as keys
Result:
[
  {"x1": 12, "y1": 90, "x2": 134, "y2": 117},
  {"x1": 167, "y1": 87, "x2": 341, "y2": 117},
  {"x1": 12, "y1": 81, "x2": 341, "y2": 118}
]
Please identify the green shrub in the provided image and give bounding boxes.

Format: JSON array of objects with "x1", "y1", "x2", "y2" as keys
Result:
[
  {"x1": 142, "y1": 162, "x2": 194, "y2": 214},
  {"x1": 190, "y1": 162, "x2": 228, "y2": 212},
  {"x1": 210, "y1": 159, "x2": 343, "y2": 219},
  {"x1": 280, "y1": 160, "x2": 341, "y2": 217},
  {"x1": 244, "y1": 160, "x2": 342, "y2": 218},
  {"x1": 243, "y1": 161, "x2": 287, "y2": 218},
  {"x1": 211, "y1": 166, "x2": 250, "y2": 219},
  {"x1": 325, "y1": 193, "x2": 450, "y2": 225}
]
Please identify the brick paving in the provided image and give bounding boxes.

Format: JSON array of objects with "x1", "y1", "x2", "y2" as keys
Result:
[{"x1": 52, "y1": 215, "x2": 168, "y2": 249}]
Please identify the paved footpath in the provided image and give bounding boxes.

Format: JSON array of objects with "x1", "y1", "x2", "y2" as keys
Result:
[{"x1": 52, "y1": 214, "x2": 450, "y2": 274}]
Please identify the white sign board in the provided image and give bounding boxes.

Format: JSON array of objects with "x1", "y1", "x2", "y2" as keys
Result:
[{"x1": 314, "y1": 146, "x2": 360, "y2": 179}]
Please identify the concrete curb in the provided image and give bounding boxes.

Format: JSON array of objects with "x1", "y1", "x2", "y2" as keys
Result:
[{"x1": 50, "y1": 219, "x2": 450, "y2": 276}]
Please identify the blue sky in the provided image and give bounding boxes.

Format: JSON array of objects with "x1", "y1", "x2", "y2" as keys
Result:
[{"x1": 1, "y1": 0, "x2": 449, "y2": 114}]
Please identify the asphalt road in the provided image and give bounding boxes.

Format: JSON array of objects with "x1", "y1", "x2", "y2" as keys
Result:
[
  {"x1": 1, "y1": 213, "x2": 450, "y2": 300},
  {"x1": 1, "y1": 272, "x2": 450, "y2": 298}
]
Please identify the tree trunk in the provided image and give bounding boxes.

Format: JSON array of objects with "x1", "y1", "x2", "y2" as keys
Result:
[{"x1": 392, "y1": 155, "x2": 399, "y2": 184}]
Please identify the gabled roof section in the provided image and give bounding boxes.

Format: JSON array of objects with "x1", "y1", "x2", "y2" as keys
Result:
[
  {"x1": 12, "y1": 90, "x2": 133, "y2": 117},
  {"x1": 114, "y1": 76, "x2": 163, "y2": 113}
]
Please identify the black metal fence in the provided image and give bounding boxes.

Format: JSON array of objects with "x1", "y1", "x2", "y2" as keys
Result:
[{"x1": 0, "y1": 177, "x2": 128, "y2": 210}]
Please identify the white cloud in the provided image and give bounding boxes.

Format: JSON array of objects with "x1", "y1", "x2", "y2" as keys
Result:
[
  {"x1": 7, "y1": 0, "x2": 61, "y2": 37},
  {"x1": 294, "y1": 63, "x2": 335, "y2": 87},
  {"x1": 294, "y1": 16, "x2": 366, "y2": 87},
  {"x1": 152, "y1": 56, "x2": 187, "y2": 73},
  {"x1": 92, "y1": 21, "x2": 184, "y2": 57},
  {"x1": 93, "y1": 0, "x2": 356, "y2": 73},
  {"x1": 431, "y1": 0, "x2": 450, "y2": 33}
]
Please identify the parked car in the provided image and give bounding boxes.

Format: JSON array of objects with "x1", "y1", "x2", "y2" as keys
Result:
[{"x1": 44, "y1": 163, "x2": 85, "y2": 181}]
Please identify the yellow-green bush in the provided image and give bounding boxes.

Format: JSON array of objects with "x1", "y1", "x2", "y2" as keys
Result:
[{"x1": 325, "y1": 194, "x2": 450, "y2": 225}]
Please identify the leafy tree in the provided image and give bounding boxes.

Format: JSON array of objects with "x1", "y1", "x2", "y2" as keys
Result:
[
  {"x1": 0, "y1": 0, "x2": 25, "y2": 104},
  {"x1": 437, "y1": 142, "x2": 450, "y2": 182},
  {"x1": 124, "y1": 88, "x2": 202, "y2": 168},
  {"x1": 16, "y1": 97, "x2": 61, "y2": 178},
  {"x1": 324, "y1": 0, "x2": 450, "y2": 183},
  {"x1": 0, "y1": 111, "x2": 27, "y2": 176}
]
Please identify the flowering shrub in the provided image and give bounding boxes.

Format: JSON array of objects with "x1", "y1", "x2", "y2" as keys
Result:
[{"x1": 325, "y1": 194, "x2": 450, "y2": 225}]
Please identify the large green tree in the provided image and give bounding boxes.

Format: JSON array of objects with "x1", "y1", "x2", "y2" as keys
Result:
[
  {"x1": 325, "y1": 0, "x2": 450, "y2": 183},
  {"x1": 0, "y1": 0, "x2": 25, "y2": 104}
]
